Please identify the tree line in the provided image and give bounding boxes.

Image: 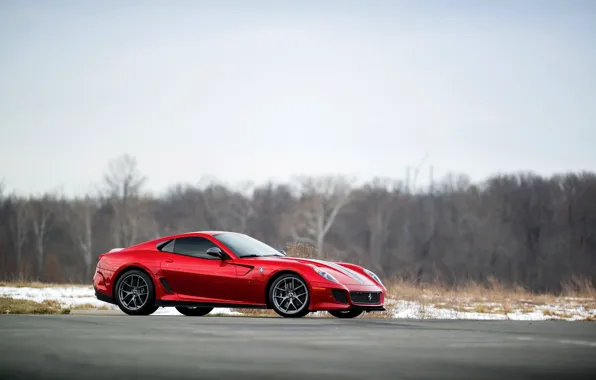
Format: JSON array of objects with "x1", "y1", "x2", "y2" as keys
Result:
[{"x1": 1, "y1": 154, "x2": 595, "y2": 292}]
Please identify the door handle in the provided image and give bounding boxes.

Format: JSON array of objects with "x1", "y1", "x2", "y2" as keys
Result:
[{"x1": 165, "y1": 258, "x2": 174, "y2": 263}]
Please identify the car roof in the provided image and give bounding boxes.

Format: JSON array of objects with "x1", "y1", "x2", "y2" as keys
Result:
[
  {"x1": 122, "y1": 231, "x2": 244, "y2": 251},
  {"x1": 190, "y1": 230, "x2": 233, "y2": 236},
  {"x1": 175, "y1": 230, "x2": 238, "y2": 237}
]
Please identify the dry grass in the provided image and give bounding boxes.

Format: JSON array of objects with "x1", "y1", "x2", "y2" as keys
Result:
[
  {"x1": 543, "y1": 309, "x2": 575, "y2": 319},
  {"x1": 68, "y1": 303, "x2": 111, "y2": 311},
  {"x1": 543, "y1": 309, "x2": 556, "y2": 316},
  {"x1": 385, "y1": 276, "x2": 595, "y2": 303},
  {"x1": 0, "y1": 297, "x2": 70, "y2": 314},
  {"x1": 234, "y1": 308, "x2": 278, "y2": 317},
  {"x1": 285, "y1": 242, "x2": 317, "y2": 258},
  {"x1": 472, "y1": 304, "x2": 496, "y2": 314},
  {"x1": 560, "y1": 275, "x2": 596, "y2": 299},
  {"x1": 392, "y1": 275, "x2": 590, "y2": 298},
  {"x1": 383, "y1": 276, "x2": 595, "y2": 320}
]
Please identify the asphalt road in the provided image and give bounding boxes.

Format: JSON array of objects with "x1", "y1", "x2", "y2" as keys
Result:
[{"x1": 0, "y1": 315, "x2": 595, "y2": 380}]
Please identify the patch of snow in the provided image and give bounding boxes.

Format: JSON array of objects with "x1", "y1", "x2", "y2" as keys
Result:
[
  {"x1": 388, "y1": 298, "x2": 596, "y2": 321},
  {"x1": 0, "y1": 286, "x2": 241, "y2": 316},
  {"x1": 0, "y1": 286, "x2": 109, "y2": 309}
]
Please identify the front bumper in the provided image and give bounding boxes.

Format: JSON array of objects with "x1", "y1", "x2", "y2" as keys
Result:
[{"x1": 308, "y1": 281, "x2": 386, "y2": 312}]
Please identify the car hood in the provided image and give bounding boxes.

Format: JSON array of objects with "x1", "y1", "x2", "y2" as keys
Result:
[{"x1": 257, "y1": 256, "x2": 376, "y2": 286}]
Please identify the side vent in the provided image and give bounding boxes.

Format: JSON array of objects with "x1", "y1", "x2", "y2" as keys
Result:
[{"x1": 159, "y1": 278, "x2": 174, "y2": 294}]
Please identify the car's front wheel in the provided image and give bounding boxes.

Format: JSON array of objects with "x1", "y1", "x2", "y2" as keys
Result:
[
  {"x1": 269, "y1": 273, "x2": 310, "y2": 318},
  {"x1": 328, "y1": 310, "x2": 363, "y2": 319},
  {"x1": 114, "y1": 269, "x2": 158, "y2": 316},
  {"x1": 176, "y1": 306, "x2": 214, "y2": 316}
]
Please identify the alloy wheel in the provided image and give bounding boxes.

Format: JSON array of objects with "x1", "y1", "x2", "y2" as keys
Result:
[
  {"x1": 117, "y1": 273, "x2": 150, "y2": 311},
  {"x1": 271, "y1": 275, "x2": 309, "y2": 316}
]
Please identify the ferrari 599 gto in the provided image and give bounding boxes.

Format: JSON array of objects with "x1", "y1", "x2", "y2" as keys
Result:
[{"x1": 93, "y1": 231, "x2": 386, "y2": 318}]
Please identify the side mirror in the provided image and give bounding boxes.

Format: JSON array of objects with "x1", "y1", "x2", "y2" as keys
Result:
[
  {"x1": 278, "y1": 249, "x2": 287, "y2": 256},
  {"x1": 206, "y1": 247, "x2": 225, "y2": 259}
]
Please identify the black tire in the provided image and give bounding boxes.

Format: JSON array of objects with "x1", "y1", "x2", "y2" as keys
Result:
[
  {"x1": 114, "y1": 269, "x2": 158, "y2": 316},
  {"x1": 268, "y1": 273, "x2": 310, "y2": 318},
  {"x1": 328, "y1": 310, "x2": 363, "y2": 319},
  {"x1": 176, "y1": 306, "x2": 214, "y2": 316}
]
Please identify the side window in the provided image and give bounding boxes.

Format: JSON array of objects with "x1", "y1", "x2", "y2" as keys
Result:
[
  {"x1": 173, "y1": 237, "x2": 219, "y2": 259},
  {"x1": 157, "y1": 239, "x2": 175, "y2": 253}
]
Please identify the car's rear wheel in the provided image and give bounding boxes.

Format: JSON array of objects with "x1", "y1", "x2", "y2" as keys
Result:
[
  {"x1": 176, "y1": 306, "x2": 214, "y2": 316},
  {"x1": 269, "y1": 273, "x2": 310, "y2": 318},
  {"x1": 114, "y1": 269, "x2": 158, "y2": 316},
  {"x1": 328, "y1": 310, "x2": 363, "y2": 319}
]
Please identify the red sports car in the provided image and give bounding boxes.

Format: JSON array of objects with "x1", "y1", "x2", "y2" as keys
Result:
[{"x1": 93, "y1": 231, "x2": 386, "y2": 318}]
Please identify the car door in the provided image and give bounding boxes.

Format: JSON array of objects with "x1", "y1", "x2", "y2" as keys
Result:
[{"x1": 159, "y1": 236, "x2": 237, "y2": 303}]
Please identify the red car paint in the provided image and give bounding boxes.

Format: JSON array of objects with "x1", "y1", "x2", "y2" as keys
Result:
[{"x1": 93, "y1": 231, "x2": 386, "y2": 314}]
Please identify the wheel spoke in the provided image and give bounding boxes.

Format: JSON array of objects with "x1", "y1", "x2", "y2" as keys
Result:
[
  {"x1": 272, "y1": 277, "x2": 308, "y2": 314},
  {"x1": 118, "y1": 274, "x2": 149, "y2": 311},
  {"x1": 125, "y1": 295, "x2": 135, "y2": 307}
]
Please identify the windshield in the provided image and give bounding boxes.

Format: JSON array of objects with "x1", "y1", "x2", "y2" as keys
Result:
[{"x1": 214, "y1": 233, "x2": 284, "y2": 258}]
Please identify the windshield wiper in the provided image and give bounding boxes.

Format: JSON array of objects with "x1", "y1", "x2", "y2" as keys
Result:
[{"x1": 239, "y1": 254, "x2": 261, "y2": 258}]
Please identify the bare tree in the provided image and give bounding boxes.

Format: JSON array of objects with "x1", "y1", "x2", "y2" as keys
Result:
[
  {"x1": 201, "y1": 179, "x2": 257, "y2": 233},
  {"x1": 251, "y1": 182, "x2": 295, "y2": 246},
  {"x1": 2, "y1": 163, "x2": 596, "y2": 291},
  {"x1": 67, "y1": 196, "x2": 99, "y2": 280},
  {"x1": 229, "y1": 181, "x2": 257, "y2": 233},
  {"x1": 159, "y1": 184, "x2": 211, "y2": 233},
  {"x1": 361, "y1": 178, "x2": 402, "y2": 273},
  {"x1": 28, "y1": 195, "x2": 55, "y2": 281},
  {"x1": 103, "y1": 154, "x2": 147, "y2": 247},
  {"x1": 290, "y1": 175, "x2": 353, "y2": 257},
  {"x1": 9, "y1": 197, "x2": 28, "y2": 273}
]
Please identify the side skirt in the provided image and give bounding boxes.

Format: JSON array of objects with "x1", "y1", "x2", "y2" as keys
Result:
[{"x1": 155, "y1": 300, "x2": 268, "y2": 309}]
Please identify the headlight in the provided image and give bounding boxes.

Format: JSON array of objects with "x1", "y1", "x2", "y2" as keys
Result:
[
  {"x1": 313, "y1": 267, "x2": 338, "y2": 283},
  {"x1": 363, "y1": 268, "x2": 383, "y2": 285}
]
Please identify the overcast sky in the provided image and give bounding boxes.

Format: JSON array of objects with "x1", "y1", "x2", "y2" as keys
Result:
[{"x1": 1, "y1": 0, "x2": 595, "y2": 196}]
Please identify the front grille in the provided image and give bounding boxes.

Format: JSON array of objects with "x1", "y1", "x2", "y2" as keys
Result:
[
  {"x1": 350, "y1": 291, "x2": 381, "y2": 304},
  {"x1": 331, "y1": 289, "x2": 348, "y2": 304}
]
